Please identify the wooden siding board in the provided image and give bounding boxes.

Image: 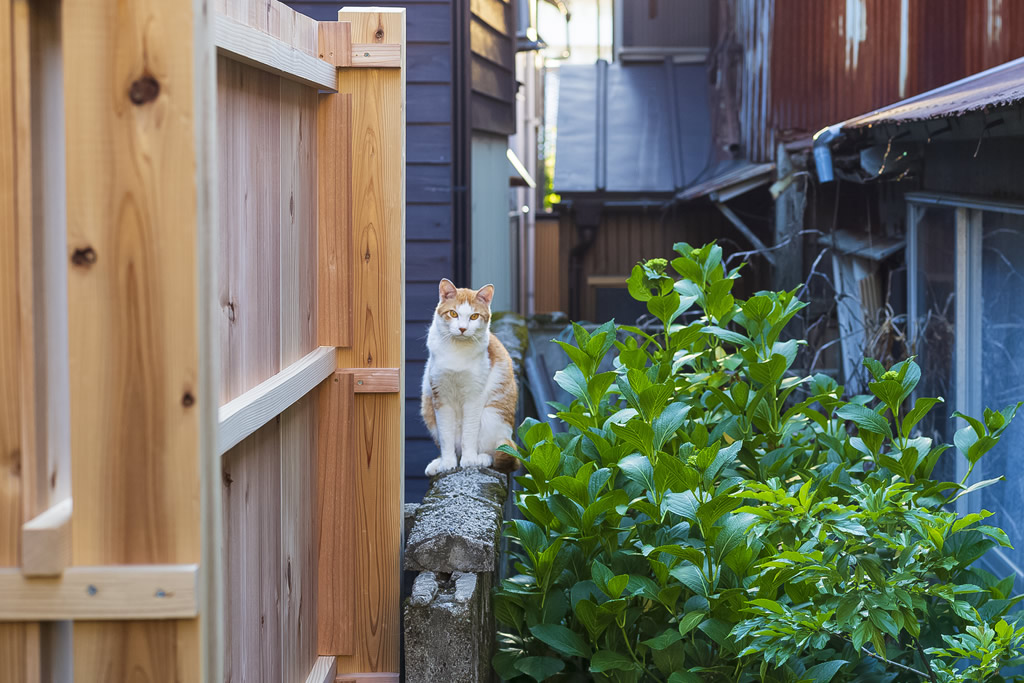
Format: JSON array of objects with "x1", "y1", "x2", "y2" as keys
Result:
[
  {"x1": 407, "y1": 164, "x2": 452, "y2": 204},
  {"x1": 407, "y1": 42, "x2": 451, "y2": 83},
  {"x1": 471, "y1": 91, "x2": 515, "y2": 135},
  {"x1": 406, "y1": 204, "x2": 453, "y2": 240},
  {"x1": 408, "y1": 125, "x2": 452, "y2": 164},
  {"x1": 287, "y1": 2, "x2": 451, "y2": 43},
  {"x1": 469, "y1": 16, "x2": 513, "y2": 70},
  {"x1": 408, "y1": 84, "x2": 452, "y2": 123},
  {"x1": 405, "y1": 241, "x2": 452, "y2": 281},
  {"x1": 469, "y1": 0, "x2": 511, "y2": 35},
  {"x1": 470, "y1": 55, "x2": 513, "y2": 101}
]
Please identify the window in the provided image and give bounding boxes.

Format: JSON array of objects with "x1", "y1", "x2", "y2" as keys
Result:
[{"x1": 909, "y1": 193, "x2": 1024, "y2": 578}]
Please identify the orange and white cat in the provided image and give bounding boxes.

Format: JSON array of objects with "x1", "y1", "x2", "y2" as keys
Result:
[{"x1": 421, "y1": 279, "x2": 518, "y2": 475}]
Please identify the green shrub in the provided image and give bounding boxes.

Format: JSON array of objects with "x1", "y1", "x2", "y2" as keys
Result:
[{"x1": 494, "y1": 243, "x2": 1024, "y2": 682}]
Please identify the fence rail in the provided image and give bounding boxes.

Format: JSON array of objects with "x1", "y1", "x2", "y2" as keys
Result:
[{"x1": 0, "y1": 0, "x2": 405, "y2": 680}]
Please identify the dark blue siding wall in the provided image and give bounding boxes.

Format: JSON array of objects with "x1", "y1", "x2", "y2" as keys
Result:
[{"x1": 286, "y1": 1, "x2": 453, "y2": 501}]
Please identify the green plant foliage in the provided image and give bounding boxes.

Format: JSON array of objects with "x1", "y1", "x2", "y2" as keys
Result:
[{"x1": 494, "y1": 242, "x2": 1024, "y2": 682}]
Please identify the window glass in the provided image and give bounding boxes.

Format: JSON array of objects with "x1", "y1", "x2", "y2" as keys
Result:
[
  {"x1": 976, "y1": 211, "x2": 1024, "y2": 573},
  {"x1": 913, "y1": 205, "x2": 958, "y2": 483}
]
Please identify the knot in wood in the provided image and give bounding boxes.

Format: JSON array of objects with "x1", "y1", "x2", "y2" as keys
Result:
[
  {"x1": 375, "y1": 28, "x2": 384, "y2": 40},
  {"x1": 129, "y1": 75, "x2": 160, "y2": 105},
  {"x1": 181, "y1": 391, "x2": 195, "y2": 408},
  {"x1": 70, "y1": 246, "x2": 97, "y2": 267}
]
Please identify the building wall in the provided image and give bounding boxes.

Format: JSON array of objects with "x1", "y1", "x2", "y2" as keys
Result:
[
  {"x1": 720, "y1": 0, "x2": 1024, "y2": 161},
  {"x1": 470, "y1": 0, "x2": 516, "y2": 135}
]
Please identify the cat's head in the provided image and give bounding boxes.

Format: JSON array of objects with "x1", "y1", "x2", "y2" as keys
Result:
[{"x1": 434, "y1": 278, "x2": 493, "y2": 341}]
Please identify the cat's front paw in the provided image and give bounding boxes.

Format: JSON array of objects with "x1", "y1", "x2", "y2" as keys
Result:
[
  {"x1": 425, "y1": 456, "x2": 457, "y2": 476},
  {"x1": 460, "y1": 451, "x2": 492, "y2": 468}
]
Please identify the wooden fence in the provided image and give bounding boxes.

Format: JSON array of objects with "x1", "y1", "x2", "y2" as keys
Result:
[{"x1": 0, "y1": 0, "x2": 405, "y2": 681}]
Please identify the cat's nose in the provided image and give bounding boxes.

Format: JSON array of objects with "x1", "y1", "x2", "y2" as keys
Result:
[{"x1": 459, "y1": 327, "x2": 467, "y2": 333}]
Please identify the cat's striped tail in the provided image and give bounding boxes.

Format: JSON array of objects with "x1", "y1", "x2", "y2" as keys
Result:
[{"x1": 491, "y1": 439, "x2": 521, "y2": 474}]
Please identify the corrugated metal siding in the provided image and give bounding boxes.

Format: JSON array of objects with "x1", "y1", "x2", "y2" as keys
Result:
[
  {"x1": 765, "y1": 0, "x2": 1024, "y2": 146},
  {"x1": 734, "y1": 0, "x2": 774, "y2": 162},
  {"x1": 285, "y1": 0, "x2": 454, "y2": 502}
]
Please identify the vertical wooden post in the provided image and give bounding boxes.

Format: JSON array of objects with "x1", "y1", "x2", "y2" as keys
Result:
[
  {"x1": 61, "y1": 0, "x2": 217, "y2": 680},
  {"x1": 329, "y1": 6, "x2": 405, "y2": 677},
  {"x1": 0, "y1": 0, "x2": 41, "y2": 678}
]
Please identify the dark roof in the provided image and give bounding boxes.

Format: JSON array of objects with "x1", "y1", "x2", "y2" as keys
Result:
[
  {"x1": 674, "y1": 160, "x2": 775, "y2": 202},
  {"x1": 842, "y1": 56, "x2": 1024, "y2": 129},
  {"x1": 553, "y1": 59, "x2": 713, "y2": 199}
]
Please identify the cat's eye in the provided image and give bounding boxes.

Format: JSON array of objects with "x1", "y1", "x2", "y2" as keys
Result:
[
  {"x1": 447, "y1": 310, "x2": 458, "y2": 318},
  {"x1": 470, "y1": 313, "x2": 480, "y2": 320}
]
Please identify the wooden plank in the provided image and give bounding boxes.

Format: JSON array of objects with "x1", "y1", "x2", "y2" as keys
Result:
[
  {"x1": 333, "y1": 7, "x2": 405, "y2": 675},
  {"x1": 338, "y1": 368, "x2": 401, "y2": 393},
  {"x1": 471, "y1": 54, "x2": 513, "y2": 102},
  {"x1": 20, "y1": 498, "x2": 71, "y2": 577},
  {"x1": 257, "y1": 418, "x2": 283, "y2": 681},
  {"x1": 317, "y1": 372, "x2": 355, "y2": 655},
  {"x1": 0, "y1": 0, "x2": 37, "y2": 678},
  {"x1": 316, "y1": 92, "x2": 353, "y2": 347},
  {"x1": 215, "y1": 14, "x2": 338, "y2": 91},
  {"x1": 306, "y1": 656, "x2": 338, "y2": 683},
  {"x1": 470, "y1": 0, "x2": 511, "y2": 36},
  {"x1": 469, "y1": 17, "x2": 513, "y2": 71},
  {"x1": 336, "y1": 674, "x2": 399, "y2": 683},
  {"x1": 318, "y1": 21, "x2": 352, "y2": 67},
  {"x1": 350, "y1": 43, "x2": 402, "y2": 68},
  {"x1": 62, "y1": 0, "x2": 205, "y2": 679},
  {"x1": 218, "y1": 346, "x2": 336, "y2": 455},
  {"x1": 0, "y1": 565, "x2": 198, "y2": 620}
]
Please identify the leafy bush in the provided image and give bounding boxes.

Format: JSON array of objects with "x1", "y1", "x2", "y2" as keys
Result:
[{"x1": 494, "y1": 243, "x2": 1024, "y2": 682}]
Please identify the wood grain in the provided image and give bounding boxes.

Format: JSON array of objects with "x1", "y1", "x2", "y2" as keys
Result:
[
  {"x1": 0, "y1": 564, "x2": 198, "y2": 620},
  {"x1": 339, "y1": 368, "x2": 401, "y2": 393},
  {"x1": 215, "y1": 14, "x2": 338, "y2": 91},
  {"x1": 350, "y1": 43, "x2": 402, "y2": 68},
  {"x1": 218, "y1": 346, "x2": 335, "y2": 455},
  {"x1": 0, "y1": 0, "x2": 36, "y2": 677},
  {"x1": 20, "y1": 498, "x2": 71, "y2": 577},
  {"x1": 317, "y1": 373, "x2": 355, "y2": 655},
  {"x1": 62, "y1": 0, "x2": 203, "y2": 679},
  {"x1": 305, "y1": 655, "x2": 338, "y2": 683},
  {"x1": 316, "y1": 91, "x2": 353, "y2": 347},
  {"x1": 279, "y1": 63, "x2": 319, "y2": 683},
  {"x1": 332, "y1": 8, "x2": 405, "y2": 676},
  {"x1": 318, "y1": 21, "x2": 352, "y2": 68}
]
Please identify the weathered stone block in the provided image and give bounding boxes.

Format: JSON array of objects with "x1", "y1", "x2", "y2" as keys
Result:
[
  {"x1": 405, "y1": 467, "x2": 508, "y2": 573},
  {"x1": 405, "y1": 571, "x2": 494, "y2": 683}
]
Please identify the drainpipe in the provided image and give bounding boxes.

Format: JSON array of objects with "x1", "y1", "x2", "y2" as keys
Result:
[{"x1": 812, "y1": 123, "x2": 843, "y2": 183}]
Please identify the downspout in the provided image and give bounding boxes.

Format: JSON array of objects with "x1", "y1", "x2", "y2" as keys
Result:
[{"x1": 812, "y1": 123, "x2": 843, "y2": 183}]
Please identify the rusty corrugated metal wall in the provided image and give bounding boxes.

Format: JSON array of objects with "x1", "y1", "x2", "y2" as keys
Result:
[{"x1": 729, "y1": 0, "x2": 1024, "y2": 161}]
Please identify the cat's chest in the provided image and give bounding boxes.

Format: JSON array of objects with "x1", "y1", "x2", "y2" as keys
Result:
[{"x1": 428, "y1": 350, "x2": 489, "y2": 393}]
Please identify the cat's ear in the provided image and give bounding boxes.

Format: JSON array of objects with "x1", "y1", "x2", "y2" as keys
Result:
[
  {"x1": 476, "y1": 284, "x2": 494, "y2": 306},
  {"x1": 439, "y1": 278, "x2": 457, "y2": 301}
]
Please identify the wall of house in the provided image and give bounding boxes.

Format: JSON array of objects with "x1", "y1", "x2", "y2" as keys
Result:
[{"x1": 470, "y1": 0, "x2": 516, "y2": 135}]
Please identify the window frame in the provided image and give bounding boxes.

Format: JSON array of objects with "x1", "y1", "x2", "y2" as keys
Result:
[{"x1": 907, "y1": 192, "x2": 1024, "y2": 578}]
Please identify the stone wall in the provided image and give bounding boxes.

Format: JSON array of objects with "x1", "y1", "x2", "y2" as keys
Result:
[{"x1": 403, "y1": 314, "x2": 527, "y2": 682}]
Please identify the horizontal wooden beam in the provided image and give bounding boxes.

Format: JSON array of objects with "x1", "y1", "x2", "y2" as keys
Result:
[
  {"x1": 336, "y1": 674, "x2": 399, "y2": 683},
  {"x1": 214, "y1": 14, "x2": 337, "y2": 91},
  {"x1": 339, "y1": 368, "x2": 401, "y2": 393},
  {"x1": 21, "y1": 498, "x2": 72, "y2": 577},
  {"x1": 0, "y1": 564, "x2": 198, "y2": 621},
  {"x1": 219, "y1": 346, "x2": 337, "y2": 455},
  {"x1": 306, "y1": 656, "x2": 338, "y2": 683},
  {"x1": 349, "y1": 43, "x2": 401, "y2": 68}
]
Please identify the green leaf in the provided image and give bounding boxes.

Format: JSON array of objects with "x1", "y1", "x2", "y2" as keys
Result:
[
  {"x1": 653, "y1": 402, "x2": 689, "y2": 452},
  {"x1": 668, "y1": 673, "x2": 702, "y2": 683},
  {"x1": 511, "y1": 520, "x2": 546, "y2": 555},
  {"x1": 749, "y1": 354, "x2": 788, "y2": 386},
  {"x1": 642, "y1": 628, "x2": 683, "y2": 651},
  {"x1": 553, "y1": 364, "x2": 590, "y2": 403},
  {"x1": 619, "y1": 454, "x2": 656, "y2": 494},
  {"x1": 607, "y1": 574, "x2": 629, "y2": 599},
  {"x1": 590, "y1": 650, "x2": 638, "y2": 673},
  {"x1": 627, "y1": 264, "x2": 654, "y2": 301},
  {"x1": 836, "y1": 403, "x2": 892, "y2": 438},
  {"x1": 514, "y1": 656, "x2": 565, "y2": 681},
  {"x1": 702, "y1": 326, "x2": 753, "y2": 348},
  {"x1": 802, "y1": 660, "x2": 848, "y2": 683},
  {"x1": 948, "y1": 476, "x2": 1005, "y2": 504},
  {"x1": 713, "y1": 512, "x2": 758, "y2": 561},
  {"x1": 649, "y1": 291, "x2": 682, "y2": 325},
  {"x1": 662, "y1": 490, "x2": 700, "y2": 522},
  {"x1": 901, "y1": 396, "x2": 943, "y2": 436},
  {"x1": 529, "y1": 624, "x2": 592, "y2": 658},
  {"x1": 669, "y1": 564, "x2": 710, "y2": 598},
  {"x1": 677, "y1": 611, "x2": 705, "y2": 636},
  {"x1": 703, "y1": 441, "x2": 742, "y2": 486}
]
